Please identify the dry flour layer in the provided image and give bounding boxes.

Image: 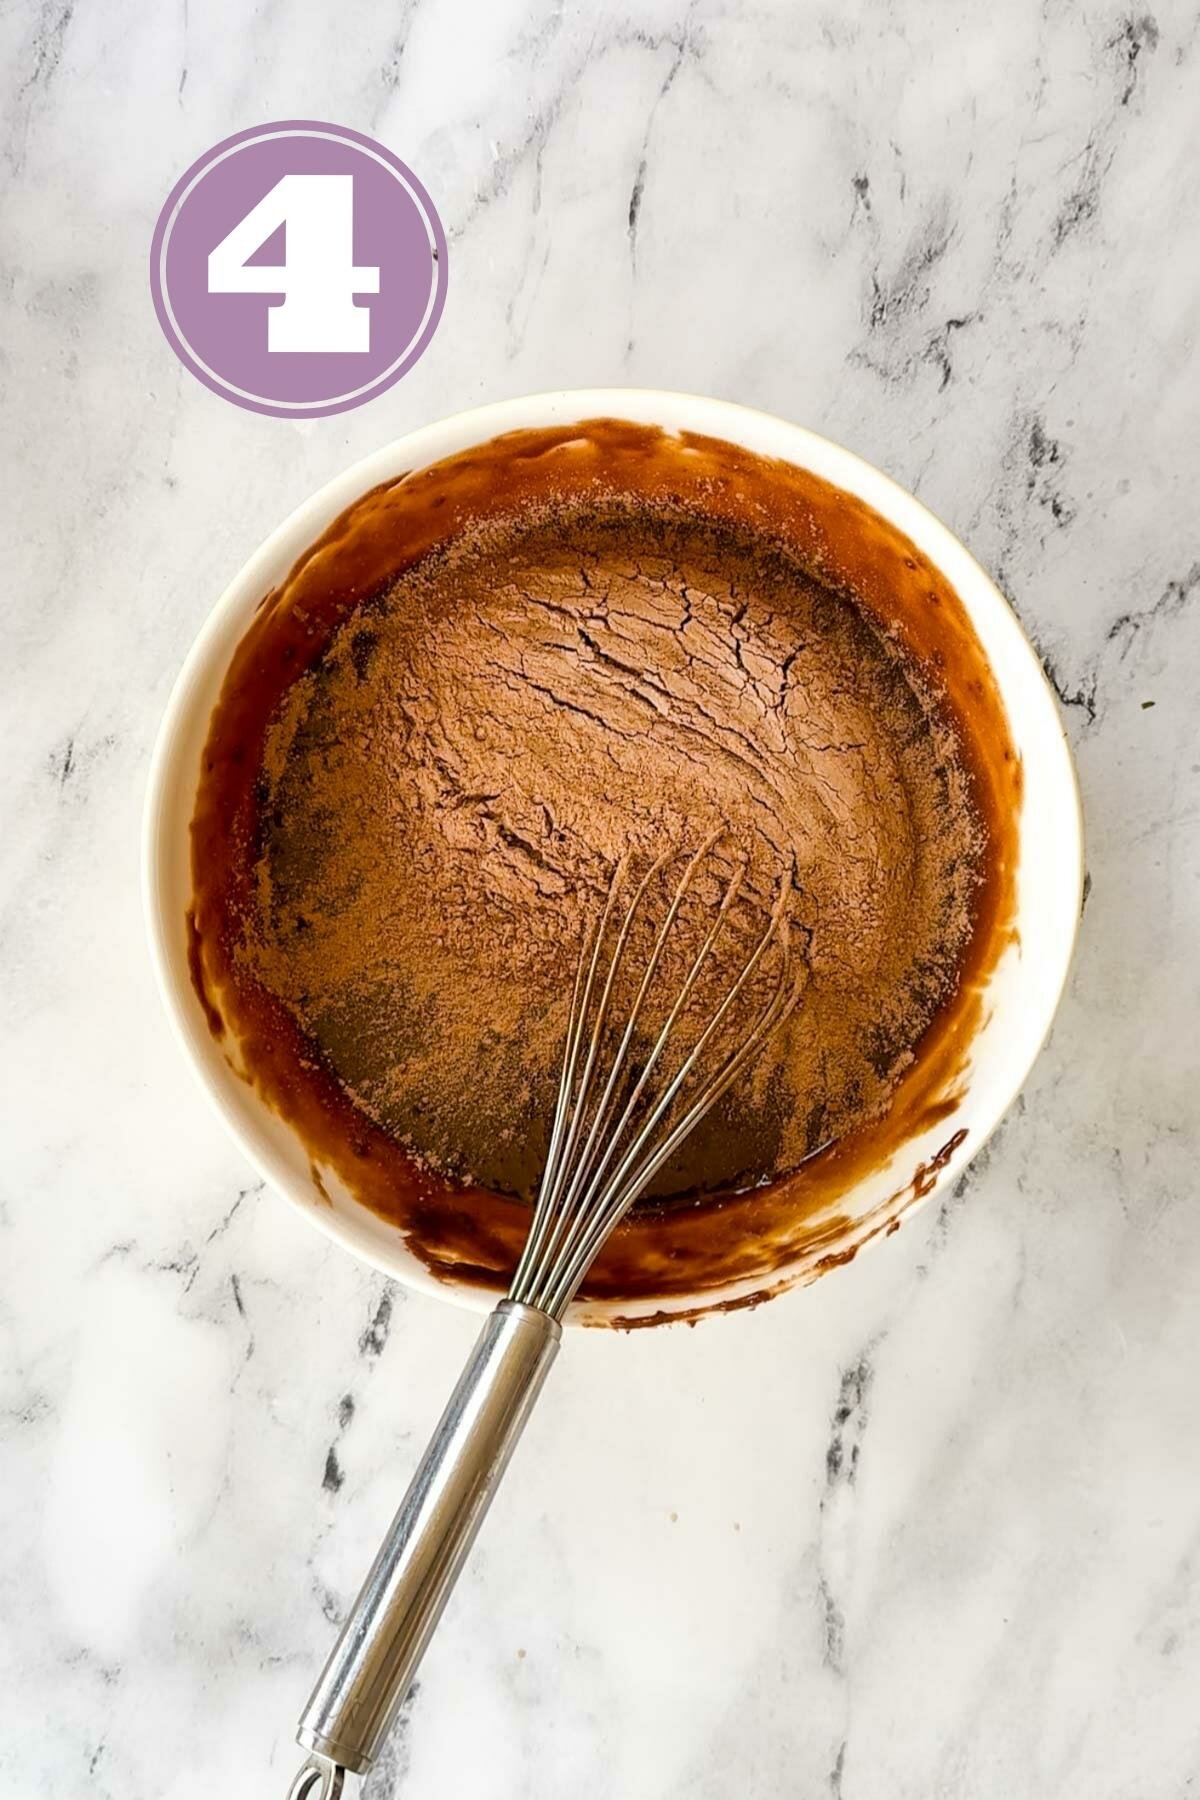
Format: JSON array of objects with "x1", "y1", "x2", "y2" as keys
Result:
[{"x1": 246, "y1": 497, "x2": 982, "y2": 1199}]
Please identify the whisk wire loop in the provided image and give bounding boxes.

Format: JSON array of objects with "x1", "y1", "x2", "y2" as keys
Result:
[
  {"x1": 508, "y1": 854, "x2": 629, "y2": 1297},
  {"x1": 547, "y1": 832, "x2": 735, "y2": 1241},
  {"x1": 512, "y1": 848, "x2": 671, "y2": 1294},
  {"x1": 511, "y1": 837, "x2": 801, "y2": 1321},
  {"x1": 540, "y1": 883, "x2": 797, "y2": 1318}
]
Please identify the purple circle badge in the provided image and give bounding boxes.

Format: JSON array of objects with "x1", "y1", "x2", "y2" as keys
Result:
[{"x1": 150, "y1": 121, "x2": 448, "y2": 418}]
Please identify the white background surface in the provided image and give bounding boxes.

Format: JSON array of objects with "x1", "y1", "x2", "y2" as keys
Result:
[{"x1": 2, "y1": 3, "x2": 1198, "y2": 1796}]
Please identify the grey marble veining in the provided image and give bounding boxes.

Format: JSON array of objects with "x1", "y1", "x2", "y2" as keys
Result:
[{"x1": 2, "y1": 2, "x2": 1198, "y2": 1796}]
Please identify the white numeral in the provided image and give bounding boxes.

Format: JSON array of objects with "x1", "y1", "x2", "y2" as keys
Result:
[{"x1": 208, "y1": 174, "x2": 380, "y2": 353}]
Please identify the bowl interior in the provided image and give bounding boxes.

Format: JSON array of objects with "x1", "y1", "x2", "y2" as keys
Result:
[{"x1": 144, "y1": 389, "x2": 1082, "y2": 1325}]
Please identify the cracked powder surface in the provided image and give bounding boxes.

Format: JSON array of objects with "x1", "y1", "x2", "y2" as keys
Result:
[{"x1": 246, "y1": 496, "x2": 982, "y2": 1200}]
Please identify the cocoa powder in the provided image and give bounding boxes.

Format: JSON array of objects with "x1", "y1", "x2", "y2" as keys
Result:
[{"x1": 245, "y1": 495, "x2": 981, "y2": 1199}]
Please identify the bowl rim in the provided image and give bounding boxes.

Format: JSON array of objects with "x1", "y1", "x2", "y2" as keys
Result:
[{"x1": 143, "y1": 385, "x2": 1084, "y2": 1324}]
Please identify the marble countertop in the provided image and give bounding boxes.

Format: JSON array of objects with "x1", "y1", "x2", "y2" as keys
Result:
[{"x1": 3, "y1": 2, "x2": 1198, "y2": 1795}]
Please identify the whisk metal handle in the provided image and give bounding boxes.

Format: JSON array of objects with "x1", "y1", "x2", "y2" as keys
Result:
[{"x1": 295, "y1": 1300, "x2": 561, "y2": 1778}]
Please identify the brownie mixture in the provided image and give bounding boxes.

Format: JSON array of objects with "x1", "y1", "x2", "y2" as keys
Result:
[{"x1": 243, "y1": 497, "x2": 982, "y2": 1199}]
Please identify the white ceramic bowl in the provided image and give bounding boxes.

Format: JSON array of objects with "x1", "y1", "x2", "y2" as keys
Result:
[{"x1": 144, "y1": 389, "x2": 1082, "y2": 1325}]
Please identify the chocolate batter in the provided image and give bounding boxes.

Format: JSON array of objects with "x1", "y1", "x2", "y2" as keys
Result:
[{"x1": 243, "y1": 496, "x2": 981, "y2": 1200}]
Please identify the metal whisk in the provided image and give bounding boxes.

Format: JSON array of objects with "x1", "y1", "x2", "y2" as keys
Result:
[{"x1": 288, "y1": 836, "x2": 801, "y2": 1798}]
